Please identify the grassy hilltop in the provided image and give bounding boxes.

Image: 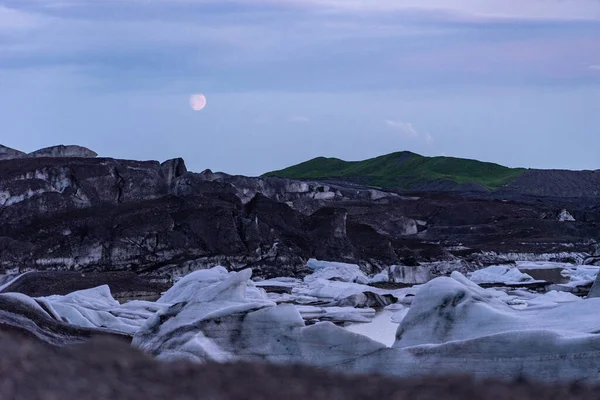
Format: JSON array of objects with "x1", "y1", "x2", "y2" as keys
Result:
[{"x1": 263, "y1": 151, "x2": 526, "y2": 190}]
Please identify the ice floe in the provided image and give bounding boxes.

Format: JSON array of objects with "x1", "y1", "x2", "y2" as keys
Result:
[
  {"x1": 393, "y1": 271, "x2": 600, "y2": 348},
  {"x1": 468, "y1": 265, "x2": 536, "y2": 284},
  {"x1": 36, "y1": 285, "x2": 167, "y2": 334},
  {"x1": 305, "y1": 259, "x2": 370, "y2": 284},
  {"x1": 296, "y1": 305, "x2": 376, "y2": 323},
  {"x1": 132, "y1": 268, "x2": 387, "y2": 365},
  {"x1": 560, "y1": 265, "x2": 599, "y2": 283},
  {"x1": 343, "y1": 310, "x2": 399, "y2": 346},
  {"x1": 3, "y1": 262, "x2": 600, "y2": 383},
  {"x1": 130, "y1": 266, "x2": 600, "y2": 382}
]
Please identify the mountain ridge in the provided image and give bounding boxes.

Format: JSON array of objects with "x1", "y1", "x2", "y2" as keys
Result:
[
  {"x1": 0, "y1": 147, "x2": 598, "y2": 284},
  {"x1": 263, "y1": 151, "x2": 599, "y2": 192}
]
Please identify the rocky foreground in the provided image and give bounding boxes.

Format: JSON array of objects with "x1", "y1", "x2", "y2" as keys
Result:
[{"x1": 3, "y1": 331, "x2": 599, "y2": 400}]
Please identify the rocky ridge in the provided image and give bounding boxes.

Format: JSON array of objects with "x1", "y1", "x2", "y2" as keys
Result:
[
  {"x1": 0, "y1": 144, "x2": 97, "y2": 160},
  {"x1": 0, "y1": 144, "x2": 598, "y2": 282}
]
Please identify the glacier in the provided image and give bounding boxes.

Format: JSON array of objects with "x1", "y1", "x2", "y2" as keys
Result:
[
  {"x1": 1, "y1": 259, "x2": 600, "y2": 383},
  {"x1": 129, "y1": 265, "x2": 600, "y2": 382}
]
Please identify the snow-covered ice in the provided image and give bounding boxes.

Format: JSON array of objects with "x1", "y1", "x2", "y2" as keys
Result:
[
  {"x1": 394, "y1": 271, "x2": 600, "y2": 348},
  {"x1": 131, "y1": 266, "x2": 600, "y2": 383},
  {"x1": 561, "y1": 265, "x2": 599, "y2": 283},
  {"x1": 36, "y1": 285, "x2": 167, "y2": 334},
  {"x1": 343, "y1": 310, "x2": 399, "y2": 346},
  {"x1": 296, "y1": 305, "x2": 376, "y2": 323},
  {"x1": 514, "y1": 261, "x2": 576, "y2": 270},
  {"x1": 133, "y1": 268, "x2": 387, "y2": 365},
  {"x1": 468, "y1": 265, "x2": 536, "y2": 284},
  {"x1": 4, "y1": 259, "x2": 600, "y2": 383},
  {"x1": 305, "y1": 259, "x2": 370, "y2": 284}
]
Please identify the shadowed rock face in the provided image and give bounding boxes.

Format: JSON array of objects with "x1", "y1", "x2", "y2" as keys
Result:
[
  {"x1": 500, "y1": 169, "x2": 600, "y2": 198},
  {"x1": 0, "y1": 153, "x2": 598, "y2": 279},
  {"x1": 0, "y1": 145, "x2": 26, "y2": 160},
  {"x1": 0, "y1": 144, "x2": 98, "y2": 160},
  {"x1": 0, "y1": 331, "x2": 598, "y2": 400},
  {"x1": 0, "y1": 155, "x2": 444, "y2": 277},
  {"x1": 27, "y1": 145, "x2": 98, "y2": 159}
]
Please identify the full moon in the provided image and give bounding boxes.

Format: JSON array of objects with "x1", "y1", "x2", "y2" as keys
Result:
[{"x1": 190, "y1": 93, "x2": 207, "y2": 111}]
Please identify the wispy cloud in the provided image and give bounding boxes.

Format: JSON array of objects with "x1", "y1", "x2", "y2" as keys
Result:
[
  {"x1": 27, "y1": 0, "x2": 600, "y2": 20},
  {"x1": 0, "y1": 5, "x2": 48, "y2": 31},
  {"x1": 386, "y1": 120, "x2": 434, "y2": 145},
  {"x1": 307, "y1": 0, "x2": 600, "y2": 20},
  {"x1": 386, "y1": 120, "x2": 418, "y2": 137},
  {"x1": 425, "y1": 132, "x2": 435, "y2": 145},
  {"x1": 589, "y1": 65, "x2": 600, "y2": 70}
]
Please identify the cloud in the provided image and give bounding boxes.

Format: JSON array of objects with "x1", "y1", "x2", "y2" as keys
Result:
[
  {"x1": 29, "y1": 0, "x2": 600, "y2": 20},
  {"x1": 425, "y1": 132, "x2": 435, "y2": 145},
  {"x1": 2, "y1": 0, "x2": 600, "y2": 94},
  {"x1": 72, "y1": 0, "x2": 600, "y2": 21},
  {"x1": 386, "y1": 120, "x2": 418, "y2": 137},
  {"x1": 589, "y1": 65, "x2": 600, "y2": 70},
  {"x1": 386, "y1": 120, "x2": 434, "y2": 145},
  {"x1": 290, "y1": 115, "x2": 310, "y2": 123},
  {"x1": 0, "y1": 5, "x2": 49, "y2": 31},
  {"x1": 310, "y1": 0, "x2": 600, "y2": 20}
]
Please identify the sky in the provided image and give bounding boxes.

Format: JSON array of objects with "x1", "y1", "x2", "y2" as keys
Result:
[{"x1": 1, "y1": 0, "x2": 599, "y2": 175}]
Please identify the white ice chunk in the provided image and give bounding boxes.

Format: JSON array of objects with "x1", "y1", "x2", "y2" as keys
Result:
[
  {"x1": 394, "y1": 272, "x2": 600, "y2": 349},
  {"x1": 305, "y1": 259, "x2": 370, "y2": 284},
  {"x1": 469, "y1": 265, "x2": 536, "y2": 284},
  {"x1": 36, "y1": 285, "x2": 168, "y2": 334},
  {"x1": 344, "y1": 310, "x2": 399, "y2": 347}
]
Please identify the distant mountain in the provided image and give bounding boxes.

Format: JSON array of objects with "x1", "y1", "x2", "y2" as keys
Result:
[
  {"x1": 263, "y1": 151, "x2": 527, "y2": 191},
  {"x1": 0, "y1": 145, "x2": 25, "y2": 160},
  {"x1": 0, "y1": 144, "x2": 97, "y2": 160}
]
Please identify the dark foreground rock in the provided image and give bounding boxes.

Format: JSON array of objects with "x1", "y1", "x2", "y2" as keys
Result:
[{"x1": 0, "y1": 332, "x2": 597, "y2": 400}]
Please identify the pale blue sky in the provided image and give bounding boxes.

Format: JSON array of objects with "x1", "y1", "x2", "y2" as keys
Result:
[{"x1": 1, "y1": 0, "x2": 599, "y2": 175}]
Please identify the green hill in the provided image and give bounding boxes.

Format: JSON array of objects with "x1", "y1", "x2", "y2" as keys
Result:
[{"x1": 263, "y1": 151, "x2": 526, "y2": 190}]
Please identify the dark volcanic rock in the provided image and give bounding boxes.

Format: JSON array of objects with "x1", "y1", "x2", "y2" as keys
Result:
[
  {"x1": 500, "y1": 169, "x2": 600, "y2": 198},
  {"x1": 161, "y1": 158, "x2": 187, "y2": 188},
  {"x1": 0, "y1": 144, "x2": 25, "y2": 160},
  {"x1": 0, "y1": 156, "x2": 170, "y2": 226},
  {"x1": 337, "y1": 291, "x2": 397, "y2": 308},
  {"x1": 0, "y1": 153, "x2": 598, "y2": 281},
  {"x1": 27, "y1": 145, "x2": 98, "y2": 158},
  {"x1": 408, "y1": 179, "x2": 490, "y2": 193}
]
